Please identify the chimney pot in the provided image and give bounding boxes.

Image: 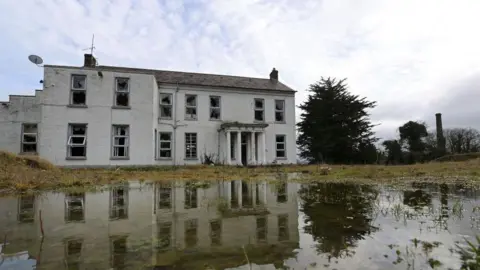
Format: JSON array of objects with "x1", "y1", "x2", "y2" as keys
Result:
[
  {"x1": 84, "y1": 54, "x2": 97, "y2": 68},
  {"x1": 270, "y1": 68, "x2": 278, "y2": 81}
]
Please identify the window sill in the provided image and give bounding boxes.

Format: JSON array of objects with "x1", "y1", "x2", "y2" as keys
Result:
[
  {"x1": 275, "y1": 157, "x2": 288, "y2": 160},
  {"x1": 185, "y1": 118, "x2": 198, "y2": 121},
  {"x1": 159, "y1": 117, "x2": 173, "y2": 121},
  {"x1": 156, "y1": 158, "x2": 172, "y2": 161},
  {"x1": 254, "y1": 120, "x2": 265, "y2": 123},
  {"x1": 209, "y1": 118, "x2": 222, "y2": 121},
  {"x1": 184, "y1": 158, "x2": 198, "y2": 161},
  {"x1": 66, "y1": 157, "x2": 87, "y2": 160},
  {"x1": 275, "y1": 121, "x2": 286, "y2": 124},
  {"x1": 112, "y1": 106, "x2": 131, "y2": 110},
  {"x1": 110, "y1": 157, "x2": 130, "y2": 160},
  {"x1": 19, "y1": 152, "x2": 38, "y2": 156},
  {"x1": 67, "y1": 104, "x2": 88, "y2": 108}
]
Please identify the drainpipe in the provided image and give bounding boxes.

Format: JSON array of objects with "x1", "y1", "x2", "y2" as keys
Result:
[{"x1": 172, "y1": 83, "x2": 180, "y2": 166}]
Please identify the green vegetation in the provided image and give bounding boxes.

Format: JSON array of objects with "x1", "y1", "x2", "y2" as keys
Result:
[{"x1": 2, "y1": 150, "x2": 480, "y2": 194}]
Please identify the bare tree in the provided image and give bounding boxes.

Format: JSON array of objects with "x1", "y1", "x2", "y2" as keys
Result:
[{"x1": 444, "y1": 128, "x2": 480, "y2": 154}]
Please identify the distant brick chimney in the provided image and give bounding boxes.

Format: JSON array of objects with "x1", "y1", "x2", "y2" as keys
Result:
[
  {"x1": 84, "y1": 54, "x2": 97, "y2": 68},
  {"x1": 270, "y1": 68, "x2": 278, "y2": 82},
  {"x1": 436, "y1": 113, "x2": 446, "y2": 153}
]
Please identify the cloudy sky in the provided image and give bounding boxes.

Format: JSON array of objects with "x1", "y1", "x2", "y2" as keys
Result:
[{"x1": 1, "y1": 0, "x2": 479, "y2": 141}]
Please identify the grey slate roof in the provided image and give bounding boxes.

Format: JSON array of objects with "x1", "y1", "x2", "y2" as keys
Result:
[{"x1": 94, "y1": 65, "x2": 295, "y2": 92}]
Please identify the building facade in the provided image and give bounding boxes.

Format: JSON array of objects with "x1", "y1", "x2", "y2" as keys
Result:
[{"x1": 0, "y1": 54, "x2": 296, "y2": 167}]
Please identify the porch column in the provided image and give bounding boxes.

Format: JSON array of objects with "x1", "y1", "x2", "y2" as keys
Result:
[
  {"x1": 262, "y1": 132, "x2": 266, "y2": 164},
  {"x1": 236, "y1": 131, "x2": 242, "y2": 165},
  {"x1": 251, "y1": 131, "x2": 256, "y2": 165},
  {"x1": 226, "y1": 131, "x2": 231, "y2": 165}
]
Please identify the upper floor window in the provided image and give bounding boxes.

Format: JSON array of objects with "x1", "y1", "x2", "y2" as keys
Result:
[
  {"x1": 112, "y1": 125, "x2": 129, "y2": 158},
  {"x1": 114, "y1": 78, "x2": 130, "y2": 107},
  {"x1": 159, "y1": 93, "x2": 172, "y2": 119},
  {"x1": 275, "y1": 100, "x2": 285, "y2": 122},
  {"x1": 21, "y1": 123, "x2": 38, "y2": 153},
  {"x1": 67, "y1": 124, "x2": 87, "y2": 158},
  {"x1": 275, "y1": 134, "x2": 286, "y2": 159},
  {"x1": 70, "y1": 75, "x2": 87, "y2": 106},
  {"x1": 185, "y1": 94, "x2": 197, "y2": 120},
  {"x1": 254, "y1": 98, "x2": 264, "y2": 121},
  {"x1": 209, "y1": 96, "x2": 221, "y2": 120}
]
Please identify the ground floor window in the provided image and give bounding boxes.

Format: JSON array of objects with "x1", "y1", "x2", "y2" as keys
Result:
[
  {"x1": 21, "y1": 123, "x2": 37, "y2": 153},
  {"x1": 67, "y1": 124, "x2": 87, "y2": 158},
  {"x1": 112, "y1": 125, "x2": 129, "y2": 158},
  {"x1": 275, "y1": 134, "x2": 286, "y2": 158},
  {"x1": 159, "y1": 132, "x2": 172, "y2": 158},
  {"x1": 185, "y1": 133, "x2": 197, "y2": 159}
]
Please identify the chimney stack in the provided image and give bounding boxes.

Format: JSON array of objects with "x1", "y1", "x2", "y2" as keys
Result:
[
  {"x1": 270, "y1": 68, "x2": 278, "y2": 82},
  {"x1": 84, "y1": 54, "x2": 97, "y2": 68},
  {"x1": 435, "y1": 113, "x2": 446, "y2": 153}
]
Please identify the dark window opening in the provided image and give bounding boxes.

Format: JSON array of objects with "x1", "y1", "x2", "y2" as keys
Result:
[
  {"x1": 160, "y1": 93, "x2": 173, "y2": 119},
  {"x1": 71, "y1": 91, "x2": 86, "y2": 105},
  {"x1": 255, "y1": 110, "x2": 264, "y2": 121},
  {"x1": 210, "y1": 220, "x2": 222, "y2": 246},
  {"x1": 115, "y1": 93, "x2": 129, "y2": 107},
  {"x1": 72, "y1": 75, "x2": 86, "y2": 89},
  {"x1": 159, "y1": 132, "x2": 172, "y2": 158},
  {"x1": 256, "y1": 217, "x2": 267, "y2": 242}
]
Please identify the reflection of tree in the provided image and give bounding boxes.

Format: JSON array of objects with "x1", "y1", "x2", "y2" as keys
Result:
[{"x1": 299, "y1": 183, "x2": 379, "y2": 258}]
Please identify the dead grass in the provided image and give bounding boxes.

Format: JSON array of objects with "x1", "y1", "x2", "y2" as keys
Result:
[{"x1": 1, "y1": 150, "x2": 480, "y2": 194}]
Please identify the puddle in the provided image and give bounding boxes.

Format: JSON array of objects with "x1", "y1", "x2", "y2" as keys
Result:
[{"x1": 1, "y1": 180, "x2": 480, "y2": 269}]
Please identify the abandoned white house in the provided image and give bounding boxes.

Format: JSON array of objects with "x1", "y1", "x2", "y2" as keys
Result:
[{"x1": 0, "y1": 54, "x2": 296, "y2": 167}]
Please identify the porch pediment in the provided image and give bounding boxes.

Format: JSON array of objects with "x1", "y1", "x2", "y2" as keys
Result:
[{"x1": 220, "y1": 121, "x2": 268, "y2": 131}]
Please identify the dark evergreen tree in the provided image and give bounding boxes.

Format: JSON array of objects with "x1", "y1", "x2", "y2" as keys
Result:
[{"x1": 297, "y1": 77, "x2": 377, "y2": 164}]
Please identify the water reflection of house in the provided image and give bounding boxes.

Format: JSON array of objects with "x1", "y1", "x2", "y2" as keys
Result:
[{"x1": 0, "y1": 180, "x2": 299, "y2": 269}]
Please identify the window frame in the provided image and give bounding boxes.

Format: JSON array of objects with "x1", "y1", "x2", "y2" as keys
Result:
[
  {"x1": 114, "y1": 77, "x2": 130, "y2": 108},
  {"x1": 158, "y1": 132, "x2": 172, "y2": 159},
  {"x1": 21, "y1": 123, "x2": 38, "y2": 154},
  {"x1": 275, "y1": 134, "x2": 287, "y2": 159},
  {"x1": 185, "y1": 132, "x2": 198, "y2": 159},
  {"x1": 67, "y1": 123, "x2": 88, "y2": 159},
  {"x1": 209, "y1": 95, "x2": 221, "y2": 120},
  {"x1": 185, "y1": 94, "x2": 198, "y2": 120},
  {"x1": 254, "y1": 98, "x2": 265, "y2": 122},
  {"x1": 159, "y1": 93, "x2": 173, "y2": 119},
  {"x1": 109, "y1": 185, "x2": 129, "y2": 220},
  {"x1": 274, "y1": 99, "x2": 285, "y2": 123},
  {"x1": 111, "y1": 125, "x2": 130, "y2": 159},
  {"x1": 70, "y1": 74, "x2": 87, "y2": 106}
]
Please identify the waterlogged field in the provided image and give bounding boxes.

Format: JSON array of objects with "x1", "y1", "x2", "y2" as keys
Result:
[{"x1": 1, "y1": 180, "x2": 480, "y2": 269}]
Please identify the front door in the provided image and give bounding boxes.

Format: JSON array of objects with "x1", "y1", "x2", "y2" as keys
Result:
[{"x1": 241, "y1": 133, "x2": 248, "y2": 166}]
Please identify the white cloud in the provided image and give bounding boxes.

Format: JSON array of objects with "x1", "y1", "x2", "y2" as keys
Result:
[{"x1": 1, "y1": 0, "x2": 479, "y2": 140}]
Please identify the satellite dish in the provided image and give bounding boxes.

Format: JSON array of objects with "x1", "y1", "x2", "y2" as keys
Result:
[{"x1": 28, "y1": 55, "x2": 44, "y2": 65}]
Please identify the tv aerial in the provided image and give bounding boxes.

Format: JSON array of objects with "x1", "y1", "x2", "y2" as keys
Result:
[{"x1": 28, "y1": 54, "x2": 44, "y2": 67}]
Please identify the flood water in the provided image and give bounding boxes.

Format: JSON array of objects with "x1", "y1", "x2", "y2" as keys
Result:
[{"x1": 1, "y1": 180, "x2": 480, "y2": 269}]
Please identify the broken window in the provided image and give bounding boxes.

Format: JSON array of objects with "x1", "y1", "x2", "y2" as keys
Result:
[
  {"x1": 21, "y1": 123, "x2": 38, "y2": 153},
  {"x1": 276, "y1": 182, "x2": 288, "y2": 203},
  {"x1": 184, "y1": 183, "x2": 198, "y2": 209},
  {"x1": 185, "y1": 94, "x2": 197, "y2": 120},
  {"x1": 67, "y1": 124, "x2": 87, "y2": 158},
  {"x1": 65, "y1": 192, "x2": 85, "y2": 222},
  {"x1": 65, "y1": 238, "x2": 83, "y2": 269},
  {"x1": 275, "y1": 100, "x2": 285, "y2": 122},
  {"x1": 256, "y1": 216, "x2": 267, "y2": 242},
  {"x1": 254, "y1": 98, "x2": 264, "y2": 121},
  {"x1": 114, "y1": 78, "x2": 130, "y2": 107},
  {"x1": 70, "y1": 75, "x2": 87, "y2": 106},
  {"x1": 210, "y1": 220, "x2": 222, "y2": 246},
  {"x1": 278, "y1": 215, "x2": 289, "y2": 241},
  {"x1": 159, "y1": 132, "x2": 172, "y2": 158},
  {"x1": 158, "y1": 185, "x2": 172, "y2": 209},
  {"x1": 110, "y1": 236, "x2": 127, "y2": 269},
  {"x1": 209, "y1": 96, "x2": 221, "y2": 120},
  {"x1": 185, "y1": 219, "x2": 198, "y2": 248},
  {"x1": 157, "y1": 222, "x2": 172, "y2": 250},
  {"x1": 159, "y1": 93, "x2": 173, "y2": 119},
  {"x1": 18, "y1": 195, "x2": 35, "y2": 223},
  {"x1": 110, "y1": 185, "x2": 128, "y2": 220},
  {"x1": 275, "y1": 134, "x2": 286, "y2": 158},
  {"x1": 112, "y1": 125, "x2": 129, "y2": 158},
  {"x1": 185, "y1": 132, "x2": 197, "y2": 159}
]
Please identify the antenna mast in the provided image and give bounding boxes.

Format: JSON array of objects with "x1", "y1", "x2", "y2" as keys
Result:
[{"x1": 84, "y1": 34, "x2": 96, "y2": 55}]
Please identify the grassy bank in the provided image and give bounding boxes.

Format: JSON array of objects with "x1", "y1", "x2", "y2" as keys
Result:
[{"x1": 1, "y1": 151, "x2": 480, "y2": 193}]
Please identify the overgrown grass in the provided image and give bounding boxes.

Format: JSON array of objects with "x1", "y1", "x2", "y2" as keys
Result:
[{"x1": 2, "y1": 150, "x2": 480, "y2": 194}]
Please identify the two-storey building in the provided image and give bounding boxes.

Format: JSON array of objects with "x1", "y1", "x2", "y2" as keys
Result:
[{"x1": 0, "y1": 54, "x2": 296, "y2": 167}]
